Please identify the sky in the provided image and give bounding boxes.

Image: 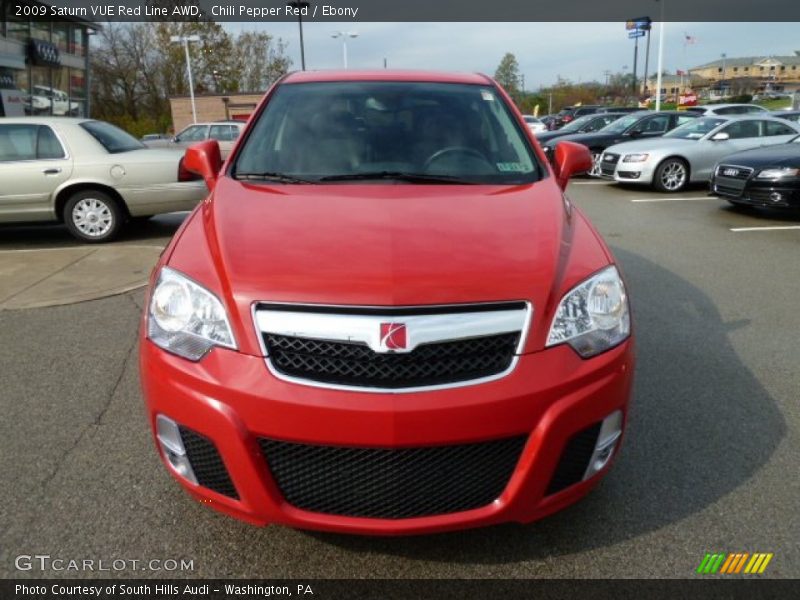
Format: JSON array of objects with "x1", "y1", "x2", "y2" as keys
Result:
[{"x1": 223, "y1": 22, "x2": 800, "y2": 89}]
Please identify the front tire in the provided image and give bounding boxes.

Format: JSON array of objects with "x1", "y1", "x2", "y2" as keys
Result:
[
  {"x1": 63, "y1": 190, "x2": 124, "y2": 243},
  {"x1": 653, "y1": 158, "x2": 689, "y2": 193}
]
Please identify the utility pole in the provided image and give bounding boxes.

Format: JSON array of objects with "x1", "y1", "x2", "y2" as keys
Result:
[
  {"x1": 288, "y1": 1, "x2": 309, "y2": 70},
  {"x1": 632, "y1": 35, "x2": 639, "y2": 95},
  {"x1": 643, "y1": 27, "x2": 652, "y2": 95}
]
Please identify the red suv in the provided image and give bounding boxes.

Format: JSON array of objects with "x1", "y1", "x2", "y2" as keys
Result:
[{"x1": 140, "y1": 70, "x2": 634, "y2": 535}]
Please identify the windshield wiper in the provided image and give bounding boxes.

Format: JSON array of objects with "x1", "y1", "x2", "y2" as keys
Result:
[
  {"x1": 234, "y1": 171, "x2": 313, "y2": 184},
  {"x1": 318, "y1": 171, "x2": 477, "y2": 184}
]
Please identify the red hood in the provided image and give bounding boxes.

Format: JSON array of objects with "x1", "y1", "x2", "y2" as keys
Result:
[{"x1": 167, "y1": 176, "x2": 611, "y2": 355}]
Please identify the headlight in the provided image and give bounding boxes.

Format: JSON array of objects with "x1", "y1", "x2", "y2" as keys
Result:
[
  {"x1": 756, "y1": 167, "x2": 799, "y2": 179},
  {"x1": 622, "y1": 153, "x2": 649, "y2": 163},
  {"x1": 147, "y1": 267, "x2": 236, "y2": 361},
  {"x1": 546, "y1": 266, "x2": 630, "y2": 358}
]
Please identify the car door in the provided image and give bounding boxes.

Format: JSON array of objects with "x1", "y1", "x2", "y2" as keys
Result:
[
  {"x1": 696, "y1": 120, "x2": 764, "y2": 180},
  {"x1": 762, "y1": 120, "x2": 798, "y2": 147},
  {"x1": 0, "y1": 123, "x2": 72, "y2": 222}
]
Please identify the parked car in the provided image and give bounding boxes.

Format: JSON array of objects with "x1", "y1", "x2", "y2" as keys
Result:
[
  {"x1": 534, "y1": 113, "x2": 627, "y2": 144},
  {"x1": 770, "y1": 110, "x2": 800, "y2": 123},
  {"x1": 539, "y1": 114, "x2": 557, "y2": 130},
  {"x1": 156, "y1": 120, "x2": 245, "y2": 158},
  {"x1": 684, "y1": 103, "x2": 768, "y2": 116},
  {"x1": 541, "y1": 111, "x2": 699, "y2": 176},
  {"x1": 0, "y1": 117, "x2": 207, "y2": 241},
  {"x1": 522, "y1": 115, "x2": 547, "y2": 134},
  {"x1": 710, "y1": 135, "x2": 800, "y2": 210},
  {"x1": 140, "y1": 70, "x2": 634, "y2": 535},
  {"x1": 601, "y1": 116, "x2": 800, "y2": 192},
  {"x1": 552, "y1": 105, "x2": 604, "y2": 129}
]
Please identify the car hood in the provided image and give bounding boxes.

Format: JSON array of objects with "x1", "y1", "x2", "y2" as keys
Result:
[
  {"x1": 534, "y1": 131, "x2": 571, "y2": 144},
  {"x1": 163, "y1": 176, "x2": 615, "y2": 355},
  {"x1": 720, "y1": 143, "x2": 800, "y2": 169},
  {"x1": 604, "y1": 137, "x2": 696, "y2": 156}
]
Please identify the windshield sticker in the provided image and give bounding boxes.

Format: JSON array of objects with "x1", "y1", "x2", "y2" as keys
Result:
[
  {"x1": 481, "y1": 90, "x2": 495, "y2": 102},
  {"x1": 497, "y1": 162, "x2": 525, "y2": 172}
]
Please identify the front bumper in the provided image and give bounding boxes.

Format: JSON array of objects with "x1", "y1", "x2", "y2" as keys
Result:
[
  {"x1": 140, "y1": 336, "x2": 634, "y2": 535},
  {"x1": 610, "y1": 161, "x2": 657, "y2": 184},
  {"x1": 711, "y1": 179, "x2": 800, "y2": 210}
]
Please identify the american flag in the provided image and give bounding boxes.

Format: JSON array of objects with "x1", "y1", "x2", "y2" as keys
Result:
[{"x1": 684, "y1": 34, "x2": 697, "y2": 44}]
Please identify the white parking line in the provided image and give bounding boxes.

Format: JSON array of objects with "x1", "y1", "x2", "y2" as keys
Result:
[
  {"x1": 630, "y1": 196, "x2": 716, "y2": 203},
  {"x1": 730, "y1": 225, "x2": 800, "y2": 232}
]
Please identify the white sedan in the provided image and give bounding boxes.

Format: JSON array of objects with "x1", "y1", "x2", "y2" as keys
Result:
[
  {"x1": 0, "y1": 117, "x2": 208, "y2": 242},
  {"x1": 522, "y1": 115, "x2": 548, "y2": 134}
]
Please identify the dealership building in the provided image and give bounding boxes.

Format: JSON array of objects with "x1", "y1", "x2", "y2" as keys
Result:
[{"x1": 0, "y1": 1, "x2": 95, "y2": 117}]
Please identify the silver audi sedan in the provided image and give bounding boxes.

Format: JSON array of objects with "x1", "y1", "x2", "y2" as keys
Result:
[
  {"x1": 0, "y1": 118, "x2": 208, "y2": 242},
  {"x1": 600, "y1": 115, "x2": 800, "y2": 192}
]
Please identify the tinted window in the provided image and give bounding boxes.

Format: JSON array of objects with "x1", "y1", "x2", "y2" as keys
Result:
[
  {"x1": 601, "y1": 114, "x2": 642, "y2": 134},
  {"x1": 676, "y1": 114, "x2": 697, "y2": 126},
  {"x1": 765, "y1": 121, "x2": 796, "y2": 136},
  {"x1": 80, "y1": 121, "x2": 144, "y2": 153},
  {"x1": 234, "y1": 81, "x2": 541, "y2": 184},
  {"x1": 37, "y1": 126, "x2": 66, "y2": 159},
  {"x1": 721, "y1": 120, "x2": 762, "y2": 139},
  {"x1": 631, "y1": 115, "x2": 670, "y2": 134},
  {"x1": 210, "y1": 124, "x2": 236, "y2": 141},
  {"x1": 176, "y1": 125, "x2": 208, "y2": 142},
  {"x1": 0, "y1": 124, "x2": 37, "y2": 161}
]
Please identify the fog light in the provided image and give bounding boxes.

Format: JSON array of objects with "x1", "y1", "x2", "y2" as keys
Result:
[
  {"x1": 583, "y1": 410, "x2": 623, "y2": 480},
  {"x1": 770, "y1": 192, "x2": 783, "y2": 203},
  {"x1": 156, "y1": 415, "x2": 198, "y2": 485}
]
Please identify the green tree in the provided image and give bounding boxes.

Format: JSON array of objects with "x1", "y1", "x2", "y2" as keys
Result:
[{"x1": 494, "y1": 52, "x2": 522, "y2": 96}]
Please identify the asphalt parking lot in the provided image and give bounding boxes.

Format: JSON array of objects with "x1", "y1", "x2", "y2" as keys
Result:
[{"x1": 1, "y1": 181, "x2": 798, "y2": 579}]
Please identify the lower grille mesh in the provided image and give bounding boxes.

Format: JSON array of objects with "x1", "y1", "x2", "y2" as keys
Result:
[
  {"x1": 545, "y1": 422, "x2": 601, "y2": 495},
  {"x1": 179, "y1": 426, "x2": 238, "y2": 499},
  {"x1": 259, "y1": 436, "x2": 527, "y2": 519},
  {"x1": 264, "y1": 332, "x2": 519, "y2": 389}
]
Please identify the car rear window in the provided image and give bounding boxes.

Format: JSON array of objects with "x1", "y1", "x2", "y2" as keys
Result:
[
  {"x1": 80, "y1": 120, "x2": 144, "y2": 153},
  {"x1": 233, "y1": 81, "x2": 542, "y2": 185}
]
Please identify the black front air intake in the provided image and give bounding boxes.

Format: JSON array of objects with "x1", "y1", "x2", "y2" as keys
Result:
[
  {"x1": 263, "y1": 332, "x2": 519, "y2": 389},
  {"x1": 258, "y1": 436, "x2": 527, "y2": 519},
  {"x1": 545, "y1": 422, "x2": 602, "y2": 496},
  {"x1": 178, "y1": 426, "x2": 238, "y2": 499}
]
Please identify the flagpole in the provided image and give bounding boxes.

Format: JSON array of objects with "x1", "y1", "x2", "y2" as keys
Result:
[{"x1": 655, "y1": 0, "x2": 665, "y2": 111}]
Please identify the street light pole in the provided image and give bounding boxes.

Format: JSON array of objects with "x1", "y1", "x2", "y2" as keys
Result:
[
  {"x1": 331, "y1": 31, "x2": 358, "y2": 69},
  {"x1": 288, "y1": 1, "x2": 309, "y2": 70},
  {"x1": 170, "y1": 34, "x2": 201, "y2": 124},
  {"x1": 655, "y1": 0, "x2": 665, "y2": 111}
]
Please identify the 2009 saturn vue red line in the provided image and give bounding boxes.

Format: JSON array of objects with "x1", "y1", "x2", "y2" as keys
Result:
[{"x1": 139, "y1": 70, "x2": 634, "y2": 535}]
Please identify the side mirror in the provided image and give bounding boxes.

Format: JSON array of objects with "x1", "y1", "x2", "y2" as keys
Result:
[
  {"x1": 711, "y1": 132, "x2": 730, "y2": 141},
  {"x1": 553, "y1": 141, "x2": 593, "y2": 190},
  {"x1": 629, "y1": 129, "x2": 642, "y2": 137},
  {"x1": 184, "y1": 140, "x2": 222, "y2": 190}
]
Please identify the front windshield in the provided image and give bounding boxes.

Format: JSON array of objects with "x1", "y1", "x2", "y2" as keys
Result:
[
  {"x1": 80, "y1": 121, "x2": 145, "y2": 153},
  {"x1": 233, "y1": 81, "x2": 541, "y2": 184},
  {"x1": 664, "y1": 117, "x2": 727, "y2": 140},
  {"x1": 599, "y1": 114, "x2": 641, "y2": 134}
]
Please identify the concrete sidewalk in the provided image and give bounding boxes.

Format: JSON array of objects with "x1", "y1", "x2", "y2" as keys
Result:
[{"x1": 0, "y1": 245, "x2": 163, "y2": 310}]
